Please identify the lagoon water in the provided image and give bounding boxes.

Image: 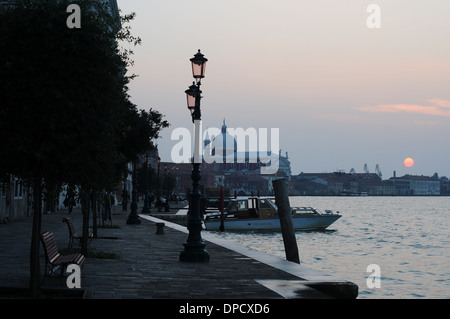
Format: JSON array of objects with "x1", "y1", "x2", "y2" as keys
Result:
[{"x1": 210, "y1": 196, "x2": 449, "y2": 299}]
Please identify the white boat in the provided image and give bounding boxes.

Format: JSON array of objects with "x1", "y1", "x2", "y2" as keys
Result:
[{"x1": 203, "y1": 196, "x2": 341, "y2": 231}]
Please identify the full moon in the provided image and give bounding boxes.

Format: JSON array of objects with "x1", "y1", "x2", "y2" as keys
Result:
[{"x1": 404, "y1": 157, "x2": 414, "y2": 167}]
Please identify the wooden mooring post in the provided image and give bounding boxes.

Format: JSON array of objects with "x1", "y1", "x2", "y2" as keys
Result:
[{"x1": 272, "y1": 178, "x2": 300, "y2": 264}]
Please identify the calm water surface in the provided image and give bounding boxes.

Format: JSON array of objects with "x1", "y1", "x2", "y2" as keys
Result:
[{"x1": 210, "y1": 196, "x2": 450, "y2": 299}]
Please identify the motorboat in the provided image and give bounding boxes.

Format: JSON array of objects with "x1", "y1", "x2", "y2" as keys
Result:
[{"x1": 203, "y1": 196, "x2": 341, "y2": 231}]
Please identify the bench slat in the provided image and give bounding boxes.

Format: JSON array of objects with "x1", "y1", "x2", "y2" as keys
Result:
[{"x1": 40, "y1": 231, "x2": 85, "y2": 273}]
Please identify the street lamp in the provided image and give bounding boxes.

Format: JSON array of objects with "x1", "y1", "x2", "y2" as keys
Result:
[
  {"x1": 164, "y1": 164, "x2": 168, "y2": 198},
  {"x1": 141, "y1": 153, "x2": 151, "y2": 214},
  {"x1": 156, "y1": 156, "x2": 161, "y2": 200},
  {"x1": 185, "y1": 82, "x2": 201, "y2": 122},
  {"x1": 179, "y1": 50, "x2": 209, "y2": 263},
  {"x1": 126, "y1": 160, "x2": 141, "y2": 224},
  {"x1": 190, "y1": 49, "x2": 207, "y2": 82}
]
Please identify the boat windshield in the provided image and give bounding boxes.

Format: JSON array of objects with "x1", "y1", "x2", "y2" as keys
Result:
[
  {"x1": 266, "y1": 198, "x2": 277, "y2": 210},
  {"x1": 226, "y1": 200, "x2": 248, "y2": 213},
  {"x1": 226, "y1": 197, "x2": 275, "y2": 213},
  {"x1": 292, "y1": 207, "x2": 322, "y2": 215}
]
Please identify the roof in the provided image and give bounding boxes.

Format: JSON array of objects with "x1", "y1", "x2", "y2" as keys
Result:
[{"x1": 390, "y1": 174, "x2": 439, "y2": 181}]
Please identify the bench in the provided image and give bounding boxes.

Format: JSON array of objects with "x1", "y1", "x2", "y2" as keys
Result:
[
  {"x1": 63, "y1": 217, "x2": 93, "y2": 249},
  {"x1": 40, "y1": 231, "x2": 85, "y2": 277}
]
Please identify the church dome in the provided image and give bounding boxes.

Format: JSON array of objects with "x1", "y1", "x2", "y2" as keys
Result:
[{"x1": 211, "y1": 120, "x2": 236, "y2": 158}]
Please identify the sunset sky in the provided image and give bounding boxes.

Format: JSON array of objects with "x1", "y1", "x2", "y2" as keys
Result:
[{"x1": 117, "y1": 0, "x2": 450, "y2": 178}]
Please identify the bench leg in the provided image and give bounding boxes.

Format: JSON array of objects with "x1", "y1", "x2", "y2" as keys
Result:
[
  {"x1": 41, "y1": 262, "x2": 48, "y2": 284},
  {"x1": 42, "y1": 262, "x2": 58, "y2": 284}
]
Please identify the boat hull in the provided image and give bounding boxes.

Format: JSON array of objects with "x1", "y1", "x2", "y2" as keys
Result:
[{"x1": 204, "y1": 214, "x2": 341, "y2": 231}]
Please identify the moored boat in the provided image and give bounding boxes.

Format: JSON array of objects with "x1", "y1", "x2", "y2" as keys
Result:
[{"x1": 203, "y1": 196, "x2": 341, "y2": 231}]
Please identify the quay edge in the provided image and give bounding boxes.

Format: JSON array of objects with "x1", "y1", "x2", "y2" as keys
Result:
[{"x1": 140, "y1": 214, "x2": 358, "y2": 299}]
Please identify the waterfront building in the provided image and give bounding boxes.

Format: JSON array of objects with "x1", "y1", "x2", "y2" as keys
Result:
[
  {"x1": 163, "y1": 120, "x2": 292, "y2": 196},
  {"x1": 293, "y1": 172, "x2": 443, "y2": 196},
  {"x1": 203, "y1": 120, "x2": 292, "y2": 195},
  {"x1": 205, "y1": 120, "x2": 291, "y2": 177},
  {"x1": 390, "y1": 175, "x2": 441, "y2": 195}
]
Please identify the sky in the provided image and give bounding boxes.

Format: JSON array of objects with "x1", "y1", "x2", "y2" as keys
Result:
[{"x1": 116, "y1": 0, "x2": 450, "y2": 178}]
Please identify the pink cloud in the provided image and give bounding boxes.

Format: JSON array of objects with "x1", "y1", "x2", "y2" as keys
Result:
[
  {"x1": 428, "y1": 98, "x2": 450, "y2": 108},
  {"x1": 356, "y1": 99, "x2": 450, "y2": 118}
]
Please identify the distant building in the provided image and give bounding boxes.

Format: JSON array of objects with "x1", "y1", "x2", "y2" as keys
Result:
[
  {"x1": 294, "y1": 172, "x2": 385, "y2": 195},
  {"x1": 204, "y1": 120, "x2": 291, "y2": 178},
  {"x1": 204, "y1": 120, "x2": 291, "y2": 195},
  {"x1": 390, "y1": 175, "x2": 440, "y2": 195},
  {"x1": 292, "y1": 172, "x2": 443, "y2": 196},
  {"x1": 164, "y1": 120, "x2": 293, "y2": 196}
]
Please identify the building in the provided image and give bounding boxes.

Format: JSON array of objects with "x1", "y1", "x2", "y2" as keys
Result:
[
  {"x1": 293, "y1": 172, "x2": 443, "y2": 196},
  {"x1": 390, "y1": 175, "x2": 441, "y2": 195},
  {"x1": 205, "y1": 120, "x2": 291, "y2": 177},
  {"x1": 164, "y1": 120, "x2": 293, "y2": 196},
  {"x1": 204, "y1": 120, "x2": 292, "y2": 195}
]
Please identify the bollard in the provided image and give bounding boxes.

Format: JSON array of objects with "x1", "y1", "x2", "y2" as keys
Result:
[
  {"x1": 155, "y1": 222, "x2": 165, "y2": 235},
  {"x1": 272, "y1": 178, "x2": 300, "y2": 264}
]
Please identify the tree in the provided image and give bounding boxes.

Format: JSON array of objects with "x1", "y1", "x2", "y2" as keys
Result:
[{"x1": 0, "y1": 0, "x2": 168, "y2": 296}]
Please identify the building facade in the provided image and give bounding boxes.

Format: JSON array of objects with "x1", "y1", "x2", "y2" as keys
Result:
[
  {"x1": 390, "y1": 175, "x2": 441, "y2": 195},
  {"x1": 293, "y1": 172, "x2": 444, "y2": 196},
  {"x1": 165, "y1": 120, "x2": 292, "y2": 197}
]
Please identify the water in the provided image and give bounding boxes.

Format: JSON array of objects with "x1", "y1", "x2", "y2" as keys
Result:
[{"x1": 210, "y1": 196, "x2": 450, "y2": 299}]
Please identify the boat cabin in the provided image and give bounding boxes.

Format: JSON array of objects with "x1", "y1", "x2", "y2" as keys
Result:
[{"x1": 226, "y1": 197, "x2": 277, "y2": 219}]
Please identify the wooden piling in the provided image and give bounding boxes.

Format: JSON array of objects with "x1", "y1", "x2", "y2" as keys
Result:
[
  {"x1": 272, "y1": 178, "x2": 300, "y2": 264},
  {"x1": 219, "y1": 187, "x2": 225, "y2": 232}
]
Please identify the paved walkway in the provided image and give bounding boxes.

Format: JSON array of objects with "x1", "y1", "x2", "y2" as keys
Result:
[{"x1": 0, "y1": 205, "x2": 357, "y2": 300}]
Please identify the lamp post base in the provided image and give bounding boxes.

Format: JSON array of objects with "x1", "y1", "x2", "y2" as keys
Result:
[
  {"x1": 179, "y1": 242, "x2": 209, "y2": 263},
  {"x1": 127, "y1": 202, "x2": 141, "y2": 225},
  {"x1": 141, "y1": 203, "x2": 151, "y2": 215}
]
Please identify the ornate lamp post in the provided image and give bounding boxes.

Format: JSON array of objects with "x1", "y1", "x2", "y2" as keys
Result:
[
  {"x1": 156, "y1": 156, "x2": 161, "y2": 199},
  {"x1": 141, "y1": 153, "x2": 151, "y2": 214},
  {"x1": 179, "y1": 50, "x2": 209, "y2": 262},
  {"x1": 164, "y1": 164, "x2": 169, "y2": 198},
  {"x1": 127, "y1": 161, "x2": 141, "y2": 224}
]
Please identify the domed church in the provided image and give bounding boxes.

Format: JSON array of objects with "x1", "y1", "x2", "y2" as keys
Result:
[{"x1": 202, "y1": 120, "x2": 292, "y2": 178}]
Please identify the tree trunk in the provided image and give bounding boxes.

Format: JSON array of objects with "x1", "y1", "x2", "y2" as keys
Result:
[
  {"x1": 92, "y1": 191, "x2": 98, "y2": 238},
  {"x1": 80, "y1": 190, "x2": 90, "y2": 256},
  {"x1": 29, "y1": 176, "x2": 42, "y2": 297}
]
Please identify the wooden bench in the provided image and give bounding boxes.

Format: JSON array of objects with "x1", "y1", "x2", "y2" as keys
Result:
[
  {"x1": 63, "y1": 217, "x2": 93, "y2": 249},
  {"x1": 40, "y1": 231, "x2": 85, "y2": 277}
]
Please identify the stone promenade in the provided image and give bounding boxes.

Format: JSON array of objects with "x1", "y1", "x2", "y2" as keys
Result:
[{"x1": 0, "y1": 206, "x2": 357, "y2": 299}]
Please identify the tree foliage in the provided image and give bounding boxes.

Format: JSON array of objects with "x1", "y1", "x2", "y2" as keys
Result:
[
  {"x1": 0, "y1": 0, "x2": 169, "y2": 296},
  {"x1": 0, "y1": 0, "x2": 169, "y2": 188}
]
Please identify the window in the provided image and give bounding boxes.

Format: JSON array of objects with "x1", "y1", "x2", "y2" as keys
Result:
[
  {"x1": 258, "y1": 199, "x2": 272, "y2": 209},
  {"x1": 237, "y1": 200, "x2": 248, "y2": 211}
]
